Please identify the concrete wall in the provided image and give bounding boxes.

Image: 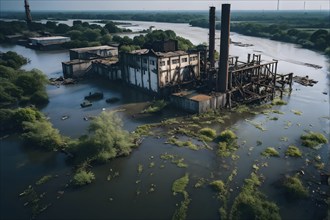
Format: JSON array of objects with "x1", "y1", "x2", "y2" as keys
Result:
[
  {"x1": 62, "y1": 60, "x2": 91, "y2": 78},
  {"x1": 31, "y1": 37, "x2": 70, "y2": 46},
  {"x1": 70, "y1": 48, "x2": 118, "y2": 60}
]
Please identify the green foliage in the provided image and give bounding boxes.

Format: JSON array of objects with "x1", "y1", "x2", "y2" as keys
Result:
[
  {"x1": 167, "y1": 137, "x2": 199, "y2": 150},
  {"x1": 22, "y1": 119, "x2": 65, "y2": 150},
  {"x1": 261, "y1": 147, "x2": 280, "y2": 157},
  {"x1": 271, "y1": 99, "x2": 287, "y2": 106},
  {"x1": 73, "y1": 170, "x2": 95, "y2": 186},
  {"x1": 199, "y1": 128, "x2": 216, "y2": 140},
  {"x1": 230, "y1": 173, "x2": 281, "y2": 220},
  {"x1": 217, "y1": 129, "x2": 238, "y2": 157},
  {"x1": 172, "y1": 174, "x2": 191, "y2": 220},
  {"x1": 142, "y1": 100, "x2": 167, "y2": 113},
  {"x1": 0, "y1": 51, "x2": 28, "y2": 69},
  {"x1": 285, "y1": 145, "x2": 302, "y2": 157},
  {"x1": 172, "y1": 173, "x2": 189, "y2": 194},
  {"x1": 300, "y1": 132, "x2": 328, "y2": 148},
  {"x1": 210, "y1": 180, "x2": 226, "y2": 193},
  {"x1": 282, "y1": 174, "x2": 309, "y2": 199},
  {"x1": 69, "y1": 111, "x2": 135, "y2": 163},
  {"x1": 35, "y1": 175, "x2": 52, "y2": 185}
]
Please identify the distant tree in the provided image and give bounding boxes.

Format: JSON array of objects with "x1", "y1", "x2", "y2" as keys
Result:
[
  {"x1": 55, "y1": 23, "x2": 70, "y2": 34},
  {"x1": 83, "y1": 29, "x2": 101, "y2": 41},
  {"x1": 66, "y1": 30, "x2": 83, "y2": 40},
  {"x1": 104, "y1": 22, "x2": 122, "y2": 33}
]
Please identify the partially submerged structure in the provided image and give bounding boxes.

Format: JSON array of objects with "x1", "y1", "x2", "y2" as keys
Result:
[
  {"x1": 29, "y1": 36, "x2": 70, "y2": 47},
  {"x1": 61, "y1": 4, "x2": 293, "y2": 113}
]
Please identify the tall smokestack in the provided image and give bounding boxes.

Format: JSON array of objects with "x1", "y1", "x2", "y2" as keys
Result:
[
  {"x1": 208, "y1": 6, "x2": 216, "y2": 68},
  {"x1": 24, "y1": 0, "x2": 32, "y2": 24},
  {"x1": 217, "y1": 4, "x2": 230, "y2": 93}
]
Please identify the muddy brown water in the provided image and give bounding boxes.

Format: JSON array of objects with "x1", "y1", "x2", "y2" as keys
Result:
[{"x1": 0, "y1": 20, "x2": 329, "y2": 220}]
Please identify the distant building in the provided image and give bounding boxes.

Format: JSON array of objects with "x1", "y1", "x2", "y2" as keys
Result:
[
  {"x1": 29, "y1": 36, "x2": 70, "y2": 46},
  {"x1": 69, "y1": 45, "x2": 118, "y2": 60},
  {"x1": 120, "y1": 49, "x2": 200, "y2": 93},
  {"x1": 62, "y1": 45, "x2": 118, "y2": 78}
]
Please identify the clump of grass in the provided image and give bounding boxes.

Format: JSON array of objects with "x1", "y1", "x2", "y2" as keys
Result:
[
  {"x1": 230, "y1": 173, "x2": 280, "y2": 220},
  {"x1": 172, "y1": 173, "x2": 189, "y2": 194},
  {"x1": 282, "y1": 174, "x2": 309, "y2": 199},
  {"x1": 199, "y1": 127, "x2": 217, "y2": 140},
  {"x1": 218, "y1": 129, "x2": 237, "y2": 141},
  {"x1": 217, "y1": 130, "x2": 238, "y2": 157},
  {"x1": 166, "y1": 137, "x2": 199, "y2": 150},
  {"x1": 137, "y1": 164, "x2": 143, "y2": 174},
  {"x1": 161, "y1": 118, "x2": 179, "y2": 125},
  {"x1": 149, "y1": 162, "x2": 155, "y2": 168},
  {"x1": 142, "y1": 100, "x2": 167, "y2": 113},
  {"x1": 300, "y1": 132, "x2": 328, "y2": 148},
  {"x1": 245, "y1": 119, "x2": 267, "y2": 131},
  {"x1": 261, "y1": 147, "x2": 280, "y2": 157},
  {"x1": 172, "y1": 174, "x2": 190, "y2": 220},
  {"x1": 160, "y1": 153, "x2": 188, "y2": 168},
  {"x1": 134, "y1": 124, "x2": 153, "y2": 136},
  {"x1": 72, "y1": 170, "x2": 95, "y2": 186},
  {"x1": 272, "y1": 98, "x2": 287, "y2": 105},
  {"x1": 291, "y1": 109, "x2": 303, "y2": 115},
  {"x1": 210, "y1": 180, "x2": 226, "y2": 193},
  {"x1": 194, "y1": 178, "x2": 206, "y2": 188},
  {"x1": 233, "y1": 105, "x2": 250, "y2": 113},
  {"x1": 285, "y1": 145, "x2": 302, "y2": 157},
  {"x1": 35, "y1": 175, "x2": 52, "y2": 185},
  {"x1": 272, "y1": 110, "x2": 284, "y2": 114},
  {"x1": 269, "y1": 117, "x2": 278, "y2": 121}
]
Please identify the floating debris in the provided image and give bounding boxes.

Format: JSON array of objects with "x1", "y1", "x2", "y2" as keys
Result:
[{"x1": 293, "y1": 75, "x2": 318, "y2": 86}]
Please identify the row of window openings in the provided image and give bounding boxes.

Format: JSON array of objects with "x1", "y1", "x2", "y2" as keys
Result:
[{"x1": 137, "y1": 56, "x2": 197, "y2": 66}]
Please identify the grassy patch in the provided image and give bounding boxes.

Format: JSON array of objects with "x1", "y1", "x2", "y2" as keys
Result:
[
  {"x1": 134, "y1": 124, "x2": 153, "y2": 136},
  {"x1": 72, "y1": 169, "x2": 95, "y2": 186},
  {"x1": 230, "y1": 173, "x2": 280, "y2": 220},
  {"x1": 160, "y1": 153, "x2": 188, "y2": 168},
  {"x1": 285, "y1": 145, "x2": 302, "y2": 157},
  {"x1": 199, "y1": 127, "x2": 217, "y2": 140},
  {"x1": 35, "y1": 175, "x2": 53, "y2": 185},
  {"x1": 137, "y1": 164, "x2": 143, "y2": 174},
  {"x1": 272, "y1": 98, "x2": 287, "y2": 105},
  {"x1": 301, "y1": 132, "x2": 328, "y2": 148},
  {"x1": 172, "y1": 174, "x2": 190, "y2": 220},
  {"x1": 233, "y1": 105, "x2": 250, "y2": 113},
  {"x1": 172, "y1": 173, "x2": 189, "y2": 194},
  {"x1": 210, "y1": 180, "x2": 226, "y2": 193},
  {"x1": 166, "y1": 137, "x2": 199, "y2": 150},
  {"x1": 142, "y1": 100, "x2": 167, "y2": 113},
  {"x1": 261, "y1": 147, "x2": 280, "y2": 157},
  {"x1": 194, "y1": 178, "x2": 206, "y2": 188},
  {"x1": 217, "y1": 130, "x2": 238, "y2": 157},
  {"x1": 282, "y1": 174, "x2": 309, "y2": 199},
  {"x1": 291, "y1": 109, "x2": 303, "y2": 115},
  {"x1": 245, "y1": 119, "x2": 267, "y2": 131}
]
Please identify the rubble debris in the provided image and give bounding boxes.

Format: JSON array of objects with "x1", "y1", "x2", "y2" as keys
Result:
[
  {"x1": 293, "y1": 75, "x2": 318, "y2": 86},
  {"x1": 49, "y1": 76, "x2": 76, "y2": 86}
]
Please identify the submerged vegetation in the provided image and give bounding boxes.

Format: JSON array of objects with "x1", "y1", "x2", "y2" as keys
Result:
[
  {"x1": 217, "y1": 130, "x2": 238, "y2": 157},
  {"x1": 230, "y1": 173, "x2": 281, "y2": 220},
  {"x1": 172, "y1": 173, "x2": 190, "y2": 220},
  {"x1": 142, "y1": 99, "x2": 167, "y2": 113},
  {"x1": 282, "y1": 174, "x2": 309, "y2": 199},
  {"x1": 285, "y1": 145, "x2": 302, "y2": 157},
  {"x1": 300, "y1": 132, "x2": 328, "y2": 148},
  {"x1": 72, "y1": 169, "x2": 95, "y2": 186},
  {"x1": 261, "y1": 147, "x2": 280, "y2": 157}
]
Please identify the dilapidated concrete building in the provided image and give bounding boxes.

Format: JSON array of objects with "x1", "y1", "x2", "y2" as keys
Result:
[
  {"x1": 62, "y1": 45, "x2": 118, "y2": 78},
  {"x1": 120, "y1": 49, "x2": 200, "y2": 94}
]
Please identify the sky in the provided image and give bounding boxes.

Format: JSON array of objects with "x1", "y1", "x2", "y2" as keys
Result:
[{"x1": 0, "y1": 0, "x2": 329, "y2": 11}]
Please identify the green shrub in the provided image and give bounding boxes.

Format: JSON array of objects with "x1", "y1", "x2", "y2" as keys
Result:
[
  {"x1": 218, "y1": 129, "x2": 237, "y2": 142},
  {"x1": 73, "y1": 170, "x2": 95, "y2": 186},
  {"x1": 172, "y1": 173, "x2": 189, "y2": 194},
  {"x1": 285, "y1": 145, "x2": 302, "y2": 157},
  {"x1": 301, "y1": 132, "x2": 328, "y2": 148},
  {"x1": 142, "y1": 100, "x2": 167, "y2": 113},
  {"x1": 199, "y1": 127, "x2": 216, "y2": 139},
  {"x1": 261, "y1": 147, "x2": 280, "y2": 157},
  {"x1": 35, "y1": 175, "x2": 52, "y2": 185},
  {"x1": 210, "y1": 180, "x2": 226, "y2": 193},
  {"x1": 283, "y1": 174, "x2": 309, "y2": 198}
]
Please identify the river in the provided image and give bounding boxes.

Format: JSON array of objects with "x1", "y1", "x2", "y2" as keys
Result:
[{"x1": 0, "y1": 19, "x2": 329, "y2": 220}]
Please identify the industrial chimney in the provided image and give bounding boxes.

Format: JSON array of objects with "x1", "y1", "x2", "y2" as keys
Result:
[
  {"x1": 217, "y1": 4, "x2": 231, "y2": 93},
  {"x1": 24, "y1": 0, "x2": 32, "y2": 24},
  {"x1": 208, "y1": 6, "x2": 216, "y2": 68}
]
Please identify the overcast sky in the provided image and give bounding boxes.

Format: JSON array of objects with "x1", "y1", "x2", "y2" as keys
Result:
[{"x1": 0, "y1": 0, "x2": 329, "y2": 11}]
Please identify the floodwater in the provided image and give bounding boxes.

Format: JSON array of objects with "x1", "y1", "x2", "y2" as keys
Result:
[{"x1": 0, "y1": 19, "x2": 329, "y2": 220}]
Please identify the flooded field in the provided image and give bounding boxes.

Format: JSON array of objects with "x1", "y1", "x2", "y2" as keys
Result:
[{"x1": 0, "y1": 20, "x2": 329, "y2": 220}]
